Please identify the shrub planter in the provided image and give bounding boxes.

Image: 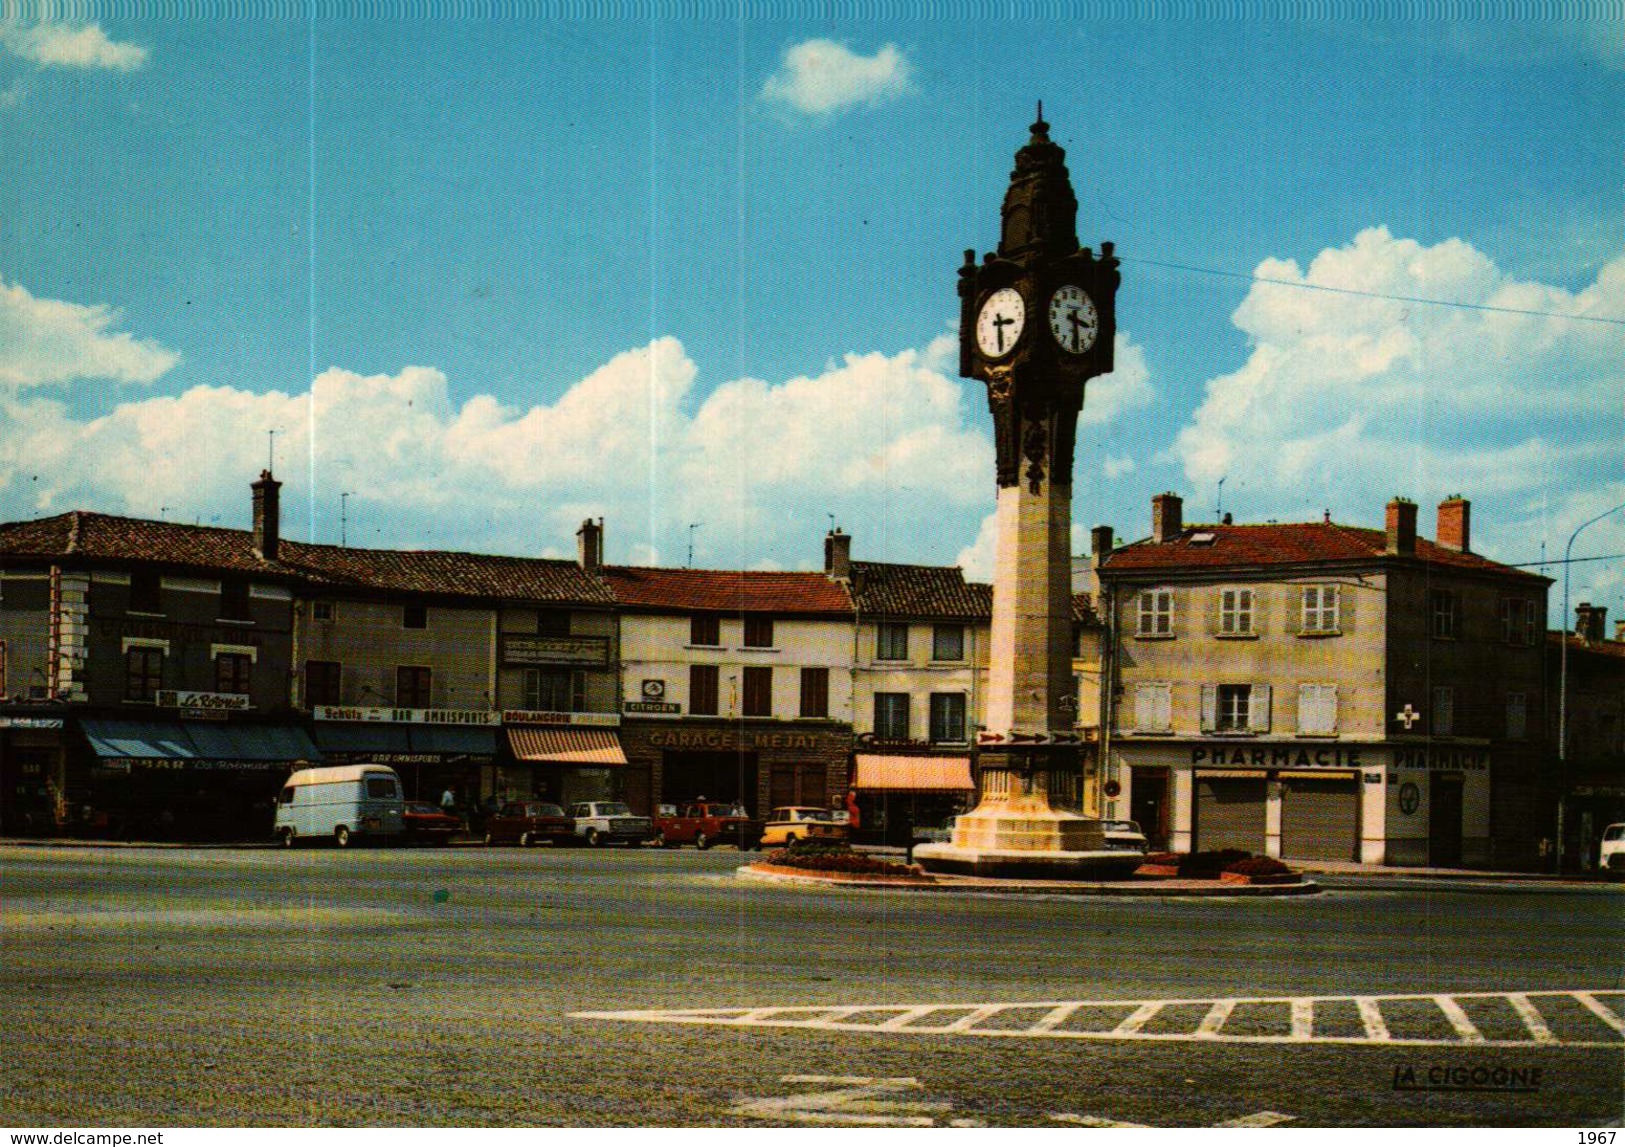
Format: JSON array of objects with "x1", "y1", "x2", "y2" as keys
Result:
[
  {"x1": 1135, "y1": 863, "x2": 1181, "y2": 878},
  {"x1": 749, "y1": 861, "x2": 935, "y2": 885},
  {"x1": 1219, "y1": 870, "x2": 1302, "y2": 886}
]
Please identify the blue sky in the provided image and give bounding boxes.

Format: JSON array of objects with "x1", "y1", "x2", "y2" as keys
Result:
[{"x1": 1, "y1": 11, "x2": 1622, "y2": 613}]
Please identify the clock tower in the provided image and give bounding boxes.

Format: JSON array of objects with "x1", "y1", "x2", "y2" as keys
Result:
[{"x1": 917, "y1": 109, "x2": 1134, "y2": 877}]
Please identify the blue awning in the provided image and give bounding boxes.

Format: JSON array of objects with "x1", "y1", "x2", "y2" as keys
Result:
[
  {"x1": 312, "y1": 722, "x2": 413, "y2": 754},
  {"x1": 184, "y1": 722, "x2": 319, "y2": 762},
  {"x1": 409, "y1": 726, "x2": 497, "y2": 757},
  {"x1": 82, "y1": 720, "x2": 197, "y2": 760}
]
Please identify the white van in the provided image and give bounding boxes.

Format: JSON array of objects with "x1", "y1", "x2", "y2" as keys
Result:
[{"x1": 274, "y1": 764, "x2": 405, "y2": 848}]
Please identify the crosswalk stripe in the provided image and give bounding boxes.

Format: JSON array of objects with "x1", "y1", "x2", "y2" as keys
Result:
[
  {"x1": 1195, "y1": 999, "x2": 1236, "y2": 1037},
  {"x1": 1049, "y1": 1113, "x2": 1151, "y2": 1128},
  {"x1": 1113, "y1": 1001, "x2": 1165, "y2": 1035},
  {"x1": 1506, "y1": 994, "x2": 1559, "y2": 1045},
  {"x1": 1356, "y1": 997, "x2": 1392, "y2": 1042},
  {"x1": 880, "y1": 1007, "x2": 939, "y2": 1031},
  {"x1": 1031, "y1": 1003, "x2": 1083, "y2": 1032},
  {"x1": 1290, "y1": 999, "x2": 1314, "y2": 1040},
  {"x1": 1216, "y1": 1111, "x2": 1295, "y2": 1127},
  {"x1": 945, "y1": 1005, "x2": 1005, "y2": 1032},
  {"x1": 1433, "y1": 995, "x2": 1485, "y2": 1043},
  {"x1": 1574, "y1": 992, "x2": 1625, "y2": 1036}
]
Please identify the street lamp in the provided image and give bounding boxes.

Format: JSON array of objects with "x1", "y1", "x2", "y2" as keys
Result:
[{"x1": 1556, "y1": 499, "x2": 1625, "y2": 872}]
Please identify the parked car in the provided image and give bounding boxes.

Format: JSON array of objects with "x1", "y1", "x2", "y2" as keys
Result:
[
  {"x1": 651, "y1": 802, "x2": 764, "y2": 850},
  {"x1": 402, "y1": 801, "x2": 462, "y2": 846},
  {"x1": 759, "y1": 806, "x2": 847, "y2": 848},
  {"x1": 913, "y1": 815, "x2": 958, "y2": 844},
  {"x1": 1600, "y1": 823, "x2": 1625, "y2": 874},
  {"x1": 1102, "y1": 818, "x2": 1149, "y2": 853},
  {"x1": 274, "y1": 764, "x2": 405, "y2": 848},
  {"x1": 484, "y1": 801, "x2": 574, "y2": 847},
  {"x1": 569, "y1": 801, "x2": 655, "y2": 848}
]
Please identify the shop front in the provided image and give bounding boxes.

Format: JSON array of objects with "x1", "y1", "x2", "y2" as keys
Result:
[
  {"x1": 75, "y1": 716, "x2": 320, "y2": 839},
  {"x1": 618, "y1": 720, "x2": 851, "y2": 818},
  {"x1": 503, "y1": 710, "x2": 626, "y2": 808},
  {"x1": 849, "y1": 749, "x2": 975, "y2": 845},
  {"x1": 311, "y1": 706, "x2": 498, "y2": 809},
  {"x1": 0, "y1": 714, "x2": 67, "y2": 835}
]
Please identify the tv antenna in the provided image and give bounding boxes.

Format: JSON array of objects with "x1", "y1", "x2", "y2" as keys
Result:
[
  {"x1": 687, "y1": 523, "x2": 702, "y2": 568},
  {"x1": 340, "y1": 492, "x2": 352, "y2": 547}
]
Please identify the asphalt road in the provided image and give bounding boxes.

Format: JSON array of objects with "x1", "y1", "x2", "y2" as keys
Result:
[{"x1": 1, "y1": 843, "x2": 1619, "y2": 1128}]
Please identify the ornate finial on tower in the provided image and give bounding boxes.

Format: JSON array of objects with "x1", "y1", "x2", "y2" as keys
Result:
[{"x1": 1000, "y1": 105, "x2": 1077, "y2": 260}]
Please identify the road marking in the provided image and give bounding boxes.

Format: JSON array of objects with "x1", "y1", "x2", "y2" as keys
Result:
[
  {"x1": 1049, "y1": 1113, "x2": 1151, "y2": 1128},
  {"x1": 1216, "y1": 1111, "x2": 1296, "y2": 1127},
  {"x1": 573, "y1": 989, "x2": 1625, "y2": 1048},
  {"x1": 729, "y1": 1076, "x2": 960, "y2": 1126}
]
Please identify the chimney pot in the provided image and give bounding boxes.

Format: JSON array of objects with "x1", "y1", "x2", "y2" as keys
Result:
[
  {"x1": 1385, "y1": 497, "x2": 1417, "y2": 556},
  {"x1": 1575, "y1": 602, "x2": 1606, "y2": 644},
  {"x1": 1151, "y1": 493, "x2": 1183, "y2": 543},
  {"x1": 1090, "y1": 524, "x2": 1114, "y2": 564},
  {"x1": 1437, "y1": 495, "x2": 1471, "y2": 552},
  {"x1": 576, "y1": 518, "x2": 603, "y2": 570},
  {"x1": 251, "y1": 470, "x2": 281, "y2": 561},
  {"x1": 824, "y1": 528, "x2": 851, "y2": 581}
]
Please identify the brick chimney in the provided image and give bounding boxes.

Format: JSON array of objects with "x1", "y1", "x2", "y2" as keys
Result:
[
  {"x1": 824, "y1": 528, "x2": 851, "y2": 581},
  {"x1": 1152, "y1": 493, "x2": 1183, "y2": 543},
  {"x1": 576, "y1": 518, "x2": 603, "y2": 570},
  {"x1": 1437, "y1": 495, "x2": 1470, "y2": 553},
  {"x1": 1385, "y1": 497, "x2": 1416, "y2": 556},
  {"x1": 1575, "y1": 602, "x2": 1607, "y2": 644},
  {"x1": 251, "y1": 470, "x2": 281, "y2": 561},
  {"x1": 1090, "y1": 524, "x2": 1114, "y2": 567},
  {"x1": 1615, "y1": 619, "x2": 1625, "y2": 644}
]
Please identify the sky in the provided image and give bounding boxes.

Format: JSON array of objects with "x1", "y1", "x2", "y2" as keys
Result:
[{"x1": 1, "y1": 9, "x2": 1622, "y2": 618}]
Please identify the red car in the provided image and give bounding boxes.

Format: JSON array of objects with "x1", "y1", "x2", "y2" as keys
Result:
[
  {"x1": 402, "y1": 801, "x2": 462, "y2": 846},
  {"x1": 651, "y1": 802, "x2": 764, "y2": 850},
  {"x1": 484, "y1": 801, "x2": 574, "y2": 847}
]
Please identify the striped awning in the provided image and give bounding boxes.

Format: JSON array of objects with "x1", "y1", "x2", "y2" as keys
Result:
[
  {"x1": 852, "y1": 754, "x2": 974, "y2": 793},
  {"x1": 507, "y1": 726, "x2": 627, "y2": 766}
]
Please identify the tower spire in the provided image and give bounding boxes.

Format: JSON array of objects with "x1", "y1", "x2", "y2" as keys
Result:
[{"x1": 999, "y1": 103, "x2": 1078, "y2": 260}]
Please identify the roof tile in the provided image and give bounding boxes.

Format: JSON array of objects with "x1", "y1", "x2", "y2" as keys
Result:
[
  {"x1": 848, "y1": 561, "x2": 990, "y2": 620},
  {"x1": 601, "y1": 566, "x2": 852, "y2": 614}
]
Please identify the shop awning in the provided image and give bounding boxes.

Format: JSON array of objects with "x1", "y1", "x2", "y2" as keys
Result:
[
  {"x1": 183, "y1": 722, "x2": 320, "y2": 762},
  {"x1": 852, "y1": 754, "x2": 974, "y2": 793},
  {"x1": 409, "y1": 726, "x2": 497, "y2": 757},
  {"x1": 507, "y1": 726, "x2": 627, "y2": 766},
  {"x1": 82, "y1": 720, "x2": 197, "y2": 760},
  {"x1": 313, "y1": 722, "x2": 412, "y2": 754}
]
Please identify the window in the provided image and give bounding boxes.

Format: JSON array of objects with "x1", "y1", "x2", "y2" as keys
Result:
[
  {"x1": 800, "y1": 667, "x2": 829, "y2": 718},
  {"x1": 523, "y1": 668, "x2": 579, "y2": 712},
  {"x1": 1505, "y1": 692, "x2": 1527, "y2": 741},
  {"x1": 1133, "y1": 683, "x2": 1172, "y2": 733},
  {"x1": 219, "y1": 579, "x2": 250, "y2": 621},
  {"x1": 742, "y1": 615, "x2": 774, "y2": 648},
  {"x1": 1502, "y1": 599, "x2": 1536, "y2": 646},
  {"x1": 1297, "y1": 684, "x2": 1338, "y2": 735},
  {"x1": 306, "y1": 660, "x2": 342, "y2": 707},
  {"x1": 689, "y1": 664, "x2": 719, "y2": 715},
  {"x1": 742, "y1": 667, "x2": 773, "y2": 716},
  {"x1": 873, "y1": 693, "x2": 911, "y2": 740},
  {"x1": 1202, "y1": 683, "x2": 1271, "y2": 733},
  {"x1": 876, "y1": 622, "x2": 909, "y2": 660},
  {"x1": 403, "y1": 603, "x2": 428, "y2": 629},
  {"x1": 215, "y1": 652, "x2": 252, "y2": 695},
  {"x1": 933, "y1": 624, "x2": 965, "y2": 662},
  {"x1": 1218, "y1": 588, "x2": 1254, "y2": 635},
  {"x1": 125, "y1": 646, "x2": 163, "y2": 702},
  {"x1": 129, "y1": 570, "x2": 161, "y2": 613},
  {"x1": 396, "y1": 665, "x2": 432, "y2": 708},
  {"x1": 929, "y1": 693, "x2": 967, "y2": 743},
  {"x1": 365, "y1": 777, "x2": 398, "y2": 800},
  {"x1": 536, "y1": 610, "x2": 572, "y2": 637},
  {"x1": 1432, "y1": 685, "x2": 1455, "y2": 736},
  {"x1": 1301, "y1": 585, "x2": 1340, "y2": 633},
  {"x1": 1430, "y1": 590, "x2": 1456, "y2": 640},
  {"x1": 1137, "y1": 589, "x2": 1173, "y2": 636},
  {"x1": 690, "y1": 613, "x2": 721, "y2": 646},
  {"x1": 312, "y1": 600, "x2": 336, "y2": 622}
]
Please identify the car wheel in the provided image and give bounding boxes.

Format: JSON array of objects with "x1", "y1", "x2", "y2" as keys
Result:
[
  {"x1": 483, "y1": 831, "x2": 496, "y2": 846},
  {"x1": 334, "y1": 825, "x2": 351, "y2": 849},
  {"x1": 695, "y1": 830, "x2": 710, "y2": 851},
  {"x1": 280, "y1": 827, "x2": 297, "y2": 849},
  {"x1": 588, "y1": 829, "x2": 604, "y2": 847},
  {"x1": 519, "y1": 831, "x2": 533, "y2": 848},
  {"x1": 652, "y1": 831, "x2": 668, "y2": 849}
]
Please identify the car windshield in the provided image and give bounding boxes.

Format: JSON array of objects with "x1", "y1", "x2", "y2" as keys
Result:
[
  {"x1": 365, "y1": 777, "x2": 398, "y2": 799},
  {"x1": 718, "y1": 805, "x2": 747, "y2": 818},
  {"x1": 597, "y1": 803, "x2": 632, "y2": 817},
  {"x1": 405, "y1": 803, "x2": 439, "y2": 814},
  {"x1": 793, "y1": 809, "x2": 834, "y2": 822},
  {"x1": 527, "y1": 804, "x2": 565, "y2": 817},
  {"x1": 1104, "y1": 820, "x2": 1140, "y2": 833},
  {"x1": 1605, "y1": 825, "x2": 1625, "y2": 841}
]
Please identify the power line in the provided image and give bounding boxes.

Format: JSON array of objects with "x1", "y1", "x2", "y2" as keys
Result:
[
  {"x1": 1508, "y1": 553, "x2": 1625, "y2": 568},
  {"x1": 1123, "y1": 256, "x2": 1625, "y2": 328}
]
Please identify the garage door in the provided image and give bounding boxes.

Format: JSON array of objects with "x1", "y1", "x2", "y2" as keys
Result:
[
  {"x1": 1280, "y1": 775, "x2": 1360, "y2": 861},
  {"x1": 1194, "y1": 775, "x2": 1266, "y2": 853}
]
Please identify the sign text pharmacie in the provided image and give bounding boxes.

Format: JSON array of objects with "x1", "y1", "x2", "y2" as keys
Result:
[{"x1": 312, "y1": 705, "x2": 619, "y2": 728}]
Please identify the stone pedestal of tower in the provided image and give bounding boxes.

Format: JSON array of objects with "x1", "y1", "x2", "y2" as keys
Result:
[{"x1": 915, "y1": 110, "x2": 1142, "y2": 880}]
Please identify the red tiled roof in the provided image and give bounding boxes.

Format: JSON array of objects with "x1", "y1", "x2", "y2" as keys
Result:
[
  {"x1": 1548, "y1": 632, "x2": 1625, "y2": 659},
  {"x1": 1072, "y1": 592, "x2": 1101, "y2": 626},
  {"x1": 600, "y1": 565, "x2": 853, "y2": 615},
  {"x1": 849, "y1": 561, "x2": 990, "y2": 620},
  {"x1": 1101, "y1": 522, "x2": 1547, "y2": 583},
  {"x1": 0, "y1": 510, "x2": 617, "y2": 604}
]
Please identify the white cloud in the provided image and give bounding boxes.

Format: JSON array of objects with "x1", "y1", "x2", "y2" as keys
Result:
[
  {"x1": 1102, "y1": 455, "x2": 1135, "y2": 479},
  {"x1": 1080, "y1": 334, "x2": 1153, "y2": 426},
  {"x1": 1168, "y1": 226, "x2": 1625, "y2": 585},
  {"x1": 0, "y1": 23, "x2": 147, "y2": 71},
  {"x1": 954, "y1": 511, "x2": 998, "y2": 583},
  {"x1": 0, "y1": 279, "x2": 178, "y2": 389},
  {"x1": 761, "y1": 40, "x2": 913, "y2": 115}
]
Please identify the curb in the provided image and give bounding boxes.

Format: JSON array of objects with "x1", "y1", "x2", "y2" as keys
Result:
[{"x1": 737, "y1": 863, "x2": 1323, "y2": 897}]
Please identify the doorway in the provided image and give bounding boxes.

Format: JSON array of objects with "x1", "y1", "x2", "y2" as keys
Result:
[{"x1": 1429, "y1": 773, "x2": 1464, "y2": 867}]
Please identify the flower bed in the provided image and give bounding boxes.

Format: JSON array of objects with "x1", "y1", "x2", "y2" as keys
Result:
[{"x1": 762, "y1": 848, "x2": 925, "y2": 878}]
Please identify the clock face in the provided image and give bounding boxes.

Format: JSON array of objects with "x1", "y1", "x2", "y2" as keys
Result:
[
  {"x1": 975, "y1": 287, "x2": 1026, "y2": 359},
  {"x1": 1048, "y1": 285, "x2": 1099, "y2": 354}
]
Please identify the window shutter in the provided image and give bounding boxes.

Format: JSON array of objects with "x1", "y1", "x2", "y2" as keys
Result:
[
  {"x1": 1156, "y1": 684, "x2": 1172, "y2": 732},
  {"x1": 1200, "y1": 684, "x2": 1218, "y2": 733},
  {"x1": 1323, "y1": 685, "x2": 1337, "y2": 734},
  {"x1": 1250, "y1": 684, "x2": 1272, "y2": 733},
  {"x1": 1337, "y1": 585, "x2": 1352, "y2": 633},
  {"x1": 1207, "y1": 589, "x2": 1222, "y2": 636},
  {"x1": 1250, "y1": 587, "x2": 1268, "y2": 635}
]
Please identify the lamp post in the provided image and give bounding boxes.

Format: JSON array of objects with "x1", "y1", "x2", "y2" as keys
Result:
[{"x1": 1556, "y1": 500, "x2": 1625, "y2": 872}]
